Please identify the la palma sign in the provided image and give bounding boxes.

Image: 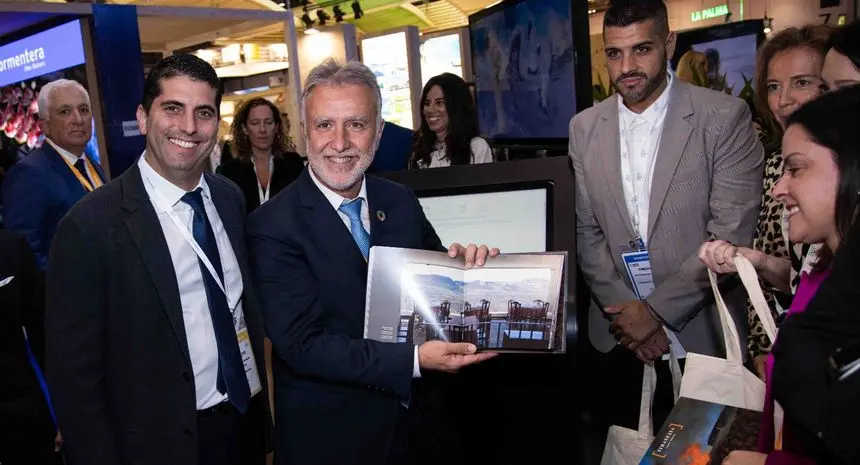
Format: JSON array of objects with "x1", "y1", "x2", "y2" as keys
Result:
[{"x1": 691, "y1": 4, "x2": 730, "y2": 22}]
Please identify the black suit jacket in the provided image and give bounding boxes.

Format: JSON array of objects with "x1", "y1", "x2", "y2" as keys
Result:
[
  {"x1": 45, "y1": 164, "x2": 271, "y2": 465},
  {"x1": 0, "y1": 230, "x2": 46, "y2": 402},
  {"x1": 246, "y1": 168, "x2": 454, "y2": 465},
  {"x1": 218, "y1": 153, "x2": 304, "y2": 214},
  {"x1": 772, "y1": 223, "x2": 860, "y2": 465}
]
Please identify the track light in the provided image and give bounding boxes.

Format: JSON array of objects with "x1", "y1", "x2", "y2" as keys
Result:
[
  {"x1": 351, "y1": 0, "x2": 363, "y2": 19},
  {"x1": 316, "y1": 8, "x2": 331, "y2": 26},
  {"x1": 333, "y1": 5, "x2": 346, "y2": 22},
  {"x1": 763, "y1": 16, "x2": 773, "y2": 34}
]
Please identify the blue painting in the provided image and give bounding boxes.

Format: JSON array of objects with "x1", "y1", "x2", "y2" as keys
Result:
[{"x1": 470, "y1": 0, "x2": 577, "y2": 140}]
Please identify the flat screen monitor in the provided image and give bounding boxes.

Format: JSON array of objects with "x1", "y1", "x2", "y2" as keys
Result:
[
  {"x1": 671, "y1": 20, "x2": 765, "y2": 98},
  {"x1": 468, "y1": 0, "x2": 591, "y2": 145},
  {"x1": 415, "y1": 181, "x2": 551, "y2": 254}
]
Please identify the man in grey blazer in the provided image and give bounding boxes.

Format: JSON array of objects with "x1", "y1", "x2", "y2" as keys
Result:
[{"x1": 570, "y1": 1, "x2": 763, "y2": 433}]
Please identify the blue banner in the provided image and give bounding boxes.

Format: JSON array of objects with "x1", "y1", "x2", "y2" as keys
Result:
[{"x1": 0, "y1": 20, "x2": 86, "y2": 88}]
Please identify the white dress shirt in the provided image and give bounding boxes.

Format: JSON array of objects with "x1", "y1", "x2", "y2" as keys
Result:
[
  {"x1": 618, "y1": 72, "x2": 673, "y2": 242},
  {"x1": 138, "y1": 154, "x2": 245, "y2": 409},
  {"x1": 46, "y1": 138, "x2": 84, "y2": 164},
  {"x1": 617, "y1": 72, "x2": 686, "y2": 359},
  {"x1": 308, "y1": 167, "x2": 422, "y2": 378}
]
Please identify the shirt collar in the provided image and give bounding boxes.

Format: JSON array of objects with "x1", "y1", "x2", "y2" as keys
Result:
[
  {"x1": 46, "y1": 138, "x2": 84, "y2": 165},
  {"x1": 137, "y1": 151, "x2": 209, "y2": 210},
  {"x1": 618, "y1": 69, "x2": 674, "y2": 126},
  {"x1": 308, "y1": 165, "x2": 367, "y2": 210}
]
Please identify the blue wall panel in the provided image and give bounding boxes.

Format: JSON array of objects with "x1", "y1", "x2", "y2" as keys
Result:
[{"x1": 90, "y1": 4, "x2": 145, "y2": 178}]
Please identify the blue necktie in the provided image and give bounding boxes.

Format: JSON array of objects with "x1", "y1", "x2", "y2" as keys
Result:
[
  {"x1": 181, "y1": 188, "x2": 251, "y2": 413},
  {"x1": 339, "y1": 198, "x2": 370, "y2": 260}
]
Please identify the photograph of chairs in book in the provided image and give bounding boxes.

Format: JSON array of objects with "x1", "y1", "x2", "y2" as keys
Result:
[
  {"x1": 640, "y1": 397, "x2": 761, "y2": 465},
  {"x1": 398, "y1": 264, "x2": 555, "y2": 350},
  {"x1": 363, "y1": 246, "x2": 567, "y2": 353}
]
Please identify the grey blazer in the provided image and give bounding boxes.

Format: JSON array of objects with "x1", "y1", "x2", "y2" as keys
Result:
[{"x1": 569, "y1": 80, "x2": 764, "y2": 357}]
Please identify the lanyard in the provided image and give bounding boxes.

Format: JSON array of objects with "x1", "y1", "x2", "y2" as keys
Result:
[
  {"x1": 141, "y1": 172, "x2": 236, "y2": 310},
  {"x1": 62, "y1": 155, "x2": 103, "y2": 192},
  {"x1": 252, "y1": 156, "x2": 273, "y2": 205}
]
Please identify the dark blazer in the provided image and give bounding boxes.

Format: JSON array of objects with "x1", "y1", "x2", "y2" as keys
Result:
[
  {"x1": 368, "y1": 121, "x2": 414, "y2": 173},
  {"x1": 772, "y1": 223, "x2": 860, "y2": 465},
  {"x1": 45, "y1": 164, "x2": 271, "y2": 465},
  {"x1": 0, "y1": 229, "x2": 47, "y2": 402},
  {"x1": 218, "y1": 153, "x2": 305, "y2": 213},
  {"x1": 246, "y1": 168, "x2": 453, "y2": 465},
  {"x1": 1, "y1": 143, "x2": 107, "y2": 270}
]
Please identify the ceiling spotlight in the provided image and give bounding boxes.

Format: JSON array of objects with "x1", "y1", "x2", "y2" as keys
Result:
[
  {"x1": 316, "y1": 8, "x2": 331, "y2": 26},
  {"x1": 763, "y1": 16, "x2": 773, "y2": 34},
  {"x1": 301, "y1": 10, "x2": 315, "y2": 29},
  {"x1": 351, "y1": 0, "x2": 363, "y2": 19},
  {"x1": 333, "y1": 5, "x2": 346, "y2": 22}
]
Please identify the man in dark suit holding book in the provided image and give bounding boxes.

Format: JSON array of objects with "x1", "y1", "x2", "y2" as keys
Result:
[{"x1": 246, "y1": 58, "x2": 497, "y2": 465}]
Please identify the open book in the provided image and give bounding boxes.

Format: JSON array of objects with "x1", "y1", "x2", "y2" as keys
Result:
[{"x1": 364, "y1": 246, "x2": 567, "y2": 353}]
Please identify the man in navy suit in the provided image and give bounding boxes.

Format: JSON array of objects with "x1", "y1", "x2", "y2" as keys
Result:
[
  {"x1": 45, "y1": 54, "x2": 271, "y2": 465},
  {"x1": 1, "y1": 79, "x2": 106, "y2": 270},
  {"x1": 246, "y1": 58, "x2": 498, "y2": 465}
]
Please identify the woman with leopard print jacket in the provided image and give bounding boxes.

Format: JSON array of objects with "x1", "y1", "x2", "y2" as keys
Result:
[{"x1": 702, "y1": 25, "x2": 833, "y2": 378}]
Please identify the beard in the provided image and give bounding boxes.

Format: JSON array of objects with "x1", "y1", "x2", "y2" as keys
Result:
[
  {"x1": 612, "y1": 61, "x2": 668, "y2": 106},
  {"x1": 306, "y1": 145, "x2": 376, "y2": 195}
]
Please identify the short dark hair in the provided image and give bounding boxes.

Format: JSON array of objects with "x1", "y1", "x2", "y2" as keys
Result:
[
  {"x1": 827, "y1": 19, "x2": 860, "y2": 70},
  {"x1": 785, "y1": 84, "x2": 860, "y2": 269},
  {"x1": 603, "y1": 0, "x2": 669, "y2": 37},
  {"x1": 141, "y1": 53, "x2": 222, "y2": 113}
]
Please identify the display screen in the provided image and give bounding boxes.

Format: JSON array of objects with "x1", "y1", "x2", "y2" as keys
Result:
[
  {"x1": 417, "y1": 187, "x2": 548, "y2": 253},
  {"x1": 361, "y1": 32, "x2": 415, "y2": 130},
  {"x1": 671, "y1": 21, "x2": 763, "y2": 98},
  {"x1": 420, "y1": 33, "x2": 463, "y2": 87},
  {"x1": 674, "y1": 34, "x2": 757, "y2": 96},
  {"x1": 469, "y1": 0, "x2": 577, "y2": 141},
  {"x1": 0, "y1": 20, "x2": 86, "y2": 88}
]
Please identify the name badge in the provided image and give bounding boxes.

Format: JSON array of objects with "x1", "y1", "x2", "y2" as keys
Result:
[
  {"x1": 621, "y1": 248, "x2": 655, "y2": 300},
  {"x1": 233, "y1": 304, "x2": 262, "y2": 397}
]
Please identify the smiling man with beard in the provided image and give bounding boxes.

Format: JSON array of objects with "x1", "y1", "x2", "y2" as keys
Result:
[
  {"x1": 246, "y1": 58, "x2": 498, "y2": 465},
  {"x1": 569, "y1": 0, "x2": 763, "y2": 438},
  {"x1": 44, "y1": 54, "x2": 271, "y2": 465}
]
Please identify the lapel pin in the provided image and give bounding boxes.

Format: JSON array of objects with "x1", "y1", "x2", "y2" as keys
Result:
[{"x1": 376, "y1": 210, "x2": 386, "y2": 222}]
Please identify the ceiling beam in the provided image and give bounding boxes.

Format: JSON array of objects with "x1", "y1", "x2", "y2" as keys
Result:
[
  {"x1": 161, "y1": 19, "x2": 287, "y2": 52},
  {"x1": 399, "y1": 3, "x2": 434, "y2": 27}
]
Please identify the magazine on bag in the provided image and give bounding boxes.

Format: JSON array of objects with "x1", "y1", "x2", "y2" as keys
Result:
[
  {"x1": 363, "y1": 246, "x2": 568, "y2": 353},
  {"x1": 639, "y1": 397, "x2": 762, "y2": 465}
]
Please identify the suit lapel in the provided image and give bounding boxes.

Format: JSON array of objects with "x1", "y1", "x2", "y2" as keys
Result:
[
  {"x1": 44, "y1": 144, "x2": 89, "y2": 198},
  {"x1": 598, "y1": 96, "x2": 637, "y2": 238},
  {"x1": 207, "y1": 174, "x2": 247, "y2": 270},
  {"x1": 366, "y1": 177, "x2": 394, "y2": 248},
  {"x1": 121, "y1": 165, "x2": 192, "y2": 368},
  {"x1": 297, "y1": 170, "x2": 368, "y2": 269},
  {"x1": 647, "y1": 82, "x2": 695, "y2": 242}
]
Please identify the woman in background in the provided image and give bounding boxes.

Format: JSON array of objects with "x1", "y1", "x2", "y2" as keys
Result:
[
  {"x1": 410, "y1": 73, "x2": 493, "y2": 169},
  {"x1": 700, "y1": 25, "x2": 832, "y2": 375},
  {"x1": 820, "y1": 19, "x2": 860, "y2": 91},
  {"x1": 219, "y1": 98, "x2": 304, "y2": 213}
]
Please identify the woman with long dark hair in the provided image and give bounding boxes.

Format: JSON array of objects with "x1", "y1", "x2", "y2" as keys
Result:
[
  {"x1": 821, "y1": 19, "x2": 860, "y2": 92},
  {"x1": 219, "y1": 97, "x2": 304, "y2": 213},
  {"x1": 410, "y1": 73, "x2": 493, "y2": 169},
  {"x1": 702, "y1": 84, "x2": 860, "y2": 465}
]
